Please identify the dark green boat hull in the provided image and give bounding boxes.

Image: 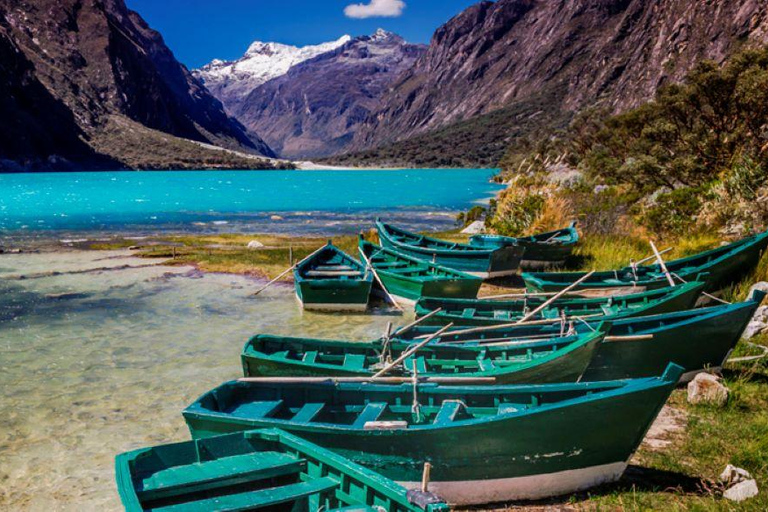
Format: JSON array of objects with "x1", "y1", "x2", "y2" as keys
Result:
[
  {"x1": 523, "y1": 230, "x2": 768, "y2": 293},
  {"x1": 183, "y1": 366, "x2": 681, "y2": 505},
  {"x1": 470, "y1": 223, "x2": 579, "y2": 268},
  {"x1": 414, "y1": 282, "x2": 704, "y2": 327},
  {"x1": 400, "y1": 291, "x2": 764, "y2": 382},
  {"x1": 241, "y1": 331, "x2": 604, "y2": 384},
  {"x1": 296, "y1": 279, "x2": 372, "y2": 311}
]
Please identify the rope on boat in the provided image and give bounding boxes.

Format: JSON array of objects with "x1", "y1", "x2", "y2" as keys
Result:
[
  {"x1": 573, "y1": 316, "x2": 597, "y2": 332},
  {"x1": 411, "y1": 366, "x2": 422, "y2": 423},
  {"x1": 727, "y1": 341, "x2": 768, "y2": 363}
]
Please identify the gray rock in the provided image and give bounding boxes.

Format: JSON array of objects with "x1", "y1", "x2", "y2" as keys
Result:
[
  {"x1": 461, "y1": 221, "x2": 486, "y2": 235},
  {"x1": 720, "y1": 464, "x2": 752, "y2": 485},
  {"x1": 247, "y1": 240, "x2": 265, "y2": 249},
  {"x1": 723, "y1": 479, "x2": 759, "y2": 502},
  {"x1": 687, "y1": 373, "x2": 728, "y2": 406},
  {"x1": 743, "y1": 304, "x2": 768, "y2": 339}
]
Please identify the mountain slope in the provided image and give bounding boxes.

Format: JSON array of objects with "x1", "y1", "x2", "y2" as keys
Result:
[
  {"x1": 194, "y1": 35, "x2": 352, "y2": 113},
  {"x1": 229, "y1": 30, "x2": 425, "y2": 159},
  {"x1": 0, "y1": 0, "x2": 277, "y2": 170},
  {"x1": 351, "y1": 0, "x2": 768, "y2": 156}
]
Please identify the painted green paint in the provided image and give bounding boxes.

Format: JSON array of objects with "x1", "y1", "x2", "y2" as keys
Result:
[
  {"x1": 182, "y1": 365, "x2": 682, "y2": 490},
  {"x1": 359, "y1": 238, "x2": 482, "y2": 301},
  {"x1": 523, "y1": 229, "x2": 768, "y2": 292},
  {"x1": 470, "y1": 221, "x2": 579, "y2": 267},
  {"x1": 413, "y1": 281, "x2": 704, "y2": 326},
  {"x1": 116, "y1": 428, "x2": 448, "y2": 511},
  {"x1": 241, "y1": 329, "x2": 606, "y2": 384},
  {"x1": 294, "y1": 241, "x2": 373, "y2": 309},
  {"x1": 376, "y1": 220, "x2": 524, "y2": 277}
]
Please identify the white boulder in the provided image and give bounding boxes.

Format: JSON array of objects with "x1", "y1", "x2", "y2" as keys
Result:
[
  {"x1": 247, "y1": 240, "x2": 264, "y2": 249},
  {"x1": 461, "y1": 221, "x2": 486, "y2": 235},
  {"x1": 687, "y1": 372, "x2": 728, "y2": 406},
  {"x1": 723, "y1": 479, "x2": 759, "y2": 502}
]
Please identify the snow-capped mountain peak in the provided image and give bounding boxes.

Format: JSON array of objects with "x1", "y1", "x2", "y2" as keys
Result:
[{"x1": 194, "y1": 35, "x2": 352, "y2": 106}]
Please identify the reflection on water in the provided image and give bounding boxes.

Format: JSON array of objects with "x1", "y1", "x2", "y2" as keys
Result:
[{"x1": 0, "y1": 251, "x2": 401, "y2": 510}]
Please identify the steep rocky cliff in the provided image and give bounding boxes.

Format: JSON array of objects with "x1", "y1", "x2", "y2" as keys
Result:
[
  {"x1": 351, "y1": 0, "x2": 768, "y2": 153},
  {"x1": 0, "y1": 0, "x2": 276, "y2": 170}
]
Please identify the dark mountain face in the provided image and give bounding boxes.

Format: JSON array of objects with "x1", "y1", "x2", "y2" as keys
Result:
[
  {"x1": 0, "y1": 0, "x2": 275, "y2": 170},
  {"x1": 225, "y1": 30, "x2": 426, "y2": 159},
  {"x1": 351, "y1": 0, "x2": 768, "y2": 153}
]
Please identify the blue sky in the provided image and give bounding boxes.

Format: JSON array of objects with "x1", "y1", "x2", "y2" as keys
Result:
[{"x1": 126, "y1": 0, "x2": 480, "y2": 69}]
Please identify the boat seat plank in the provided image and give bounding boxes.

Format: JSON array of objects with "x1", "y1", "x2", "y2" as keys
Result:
[
  {"x1": 315, "y1": 265, "x2": 355, "y2": 271},
  {"x1": 403, "y1": 357, "x2": 428, "y2": 374},
  {"x1": 462, "y1": 308, "x2": 476, "y2": 318},
  {"x1": 302, "y1": 351, "x2": 318, "y2": 364},
  {"x1": 352, "y1": 402, "x2": 387, "y2": 428},
  {"x1": 498, "y1": 403, "x2": 523, "y2": 415},
  {"x1": 433, "y1": 401, "x2": 465, "y2": 425},
  {"x1": 138, "y1": 451, "x2": 304, "y2": 502},
  {"x1": 149, "y1": 476, "x2": 339, "y2": 512},
  {"x1": 477, "y1": 359, "x2": 496, "y2": 372},
  {"x1": 226, "y1": 400, "x2": 283, "y2": 419},
  {"x1": 292, "y1": 403, "x2": 325, "y2": 423},
  {"x1": 343, "y1": 354, "x2": 367, "y2": 370},
  {"x1": 306, "y1": 270, "x2": 363, "y2": 277}
]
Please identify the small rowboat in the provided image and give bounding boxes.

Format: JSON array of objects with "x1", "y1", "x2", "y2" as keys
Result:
[
  {"x1": 294, "y1": 241, "x2": 372, "y2": 311},
  {"x1": 359, "y1": 237, "x2": 482, "y2": 304},
  {"x1": 183, "y1": 364, "x2": 683, "y2": 505},
  {"x1": 413, "y1": 281, "x2": 705, "y2": 327},
  {"x1": 240, "y1": 328, "x2": 607, "y2": 384},
  {"x1": 116, "y1": 428, "x2": 448, "y2": 512},
  {"x1": 375, "y1": 219, "x2": 524, "y2": 278},
  {"x1": 470, "y1": 222, "x2": 579, "y2": 269},
  {"x1": 523, "y1": 229, "x2": 768, "y2": 293},
  {"x1": 399, "y1": 290, "x2": 765, "y2": 382}
]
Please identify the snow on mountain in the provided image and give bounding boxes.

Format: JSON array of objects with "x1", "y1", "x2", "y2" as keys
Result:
[{"x1": 194, "y1": 35, "x2": 352, "y2": 112}]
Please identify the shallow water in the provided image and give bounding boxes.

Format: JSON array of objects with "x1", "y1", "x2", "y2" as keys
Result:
[
  {"x1": 0, "y1": 169, "x2": 501, "y2": 236},
  {"x1": 0, "y1": 251, "x2": 400, "y2": 510}
]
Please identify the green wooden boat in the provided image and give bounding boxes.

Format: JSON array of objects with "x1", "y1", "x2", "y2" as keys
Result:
[
  {"x1": 294, "y1": 241, "x2": 373, "y2": 311},
  {"x1": 413, "y1": 281, "x2": 705, "y2": 327},
  {"x1": 470, "y1": 221, "x2": 579, "y2": 269},
  {"x1": 399, "y1": 290, "x2": 765, "y2": 382},
  {"x1": 359, "y1": 237, "x2": 482, "y2": 304},
  {"x1": 116, "y1": 428, "x2": 448, "y2": 512},
  {"x1": 375, "y1": 219, "x2": 524, "y2": 278},
  {"x1": 240, "y1": 328, "x2": 607, "y2": 384},
  {"x1": 183, "y1": 364, "x2": 683, "y2": 505},
  {"x1": 523, "y1": 229, "x2": 768, "y2": 293}
]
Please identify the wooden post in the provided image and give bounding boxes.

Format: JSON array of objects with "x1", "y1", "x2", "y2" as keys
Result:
[
  {"x1": 650, "y1": 241, "x2": 675, "y2": 287},
  {"x1": 252, "y1": 244, "x2": 326, "y2": 295},
  {"x1": 372, "y1": 323, "x2": 454, "y2": 378},
  {"x1": 289, "y1": 245, "x2": 293, "y2": 265},
  {"x1": 515, "y1": 271, "x2": 595, "y2": 324},
  {"x1": 359, "y1": 248, "x2": 404, "y2": 311},
  {"x1": 421, "y1": 462, "x2": 432, "y2": 492}
]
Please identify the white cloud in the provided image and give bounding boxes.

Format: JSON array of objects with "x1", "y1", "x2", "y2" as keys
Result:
[{"x1": 344, "y1": 0, "x2": 406, "y2": 19}]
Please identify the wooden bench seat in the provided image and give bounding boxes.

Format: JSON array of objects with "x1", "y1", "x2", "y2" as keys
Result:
[
  {"x1": 352, "y1": 402, "x2": 387, "y2": 428},
  {"x1": 226, "y1": 400, "x2": 283, "y2": 419},
  {"x1": 151, "y1": 476, "x2": 339, "y2": 512},
  {"x1": 137, "y1": 451, "x2": 304, "y2": 502},
  {"x1": 343, "y1": 354, "x2": 367, "y2": 370},
  {"x1": 292, "y1": 403, "x2": 325, "y2": 423},
  {"x1": 305, "y1": 270, "x2": 363, "y2": 277}
]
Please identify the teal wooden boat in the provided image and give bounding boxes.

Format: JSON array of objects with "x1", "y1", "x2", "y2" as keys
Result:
[
  {"x1": 470, "y1": 221, "x2": 579, "y2": 269},
  {"x1": 413, "y1": 281, "x2": 705, "y2": 327},
  {"x1": 523, "y1": 229, "x2": 768, "y2": 293},
  {"x1": 375, "y1": 219, "x2": 524, "y2": 278},
  {"x1": 240, "y1": 328, "x2": 607, "y2": 384},
  {"x1": 183, "y1": 364, "x2": 683, "y2": 505},
  {"x1": 116, "y1": 428, "x2": 448, "y2": 512},
  {"x1": 359, "y1": 237, "x2": 482, "y2": 304},
  {"x1": 399, "y1": 290, "x2": 765, "y2": 382},
  {"x1": 294, "y1": 241, "x2": 373, "y2": 311}
]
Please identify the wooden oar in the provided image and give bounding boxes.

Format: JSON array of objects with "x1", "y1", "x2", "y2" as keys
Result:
[
  {"x1": 238, "y1": 375, "x2": 496, "y2": 384},
  {"x1": 359, "y1": 248, "x2": 404, "y2": 311},
  {"x1": 650, "y1": 240, "x2": 675, "y2": 287},
  {"x1": 633, "y1": 247, "x2": 672, "y2": 266},
  {"x1": 390, "y1": 308, "x2": 443, "y2": 338},
  {"x1": 516, "y1": 271, "x2": 595, "y2": 324},
  {"x1": 479, "y1": 290, "x2": 584, "y2": 300},
  {"x1": 413, "y1": 313, "x2": 604, "y2": 340},
  {"x1": 252, "y1": 244, "x2": 326, "y2": 295},
  {"x1": 372, "y1": 323, "x2": 454, "y2": 378}
]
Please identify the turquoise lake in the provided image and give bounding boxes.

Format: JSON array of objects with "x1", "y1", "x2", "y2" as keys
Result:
[{"x1": 0, "y1": 169, "x2": 501, "y2": 235}]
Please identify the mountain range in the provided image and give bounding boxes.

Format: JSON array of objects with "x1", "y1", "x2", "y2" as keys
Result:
[{"x1": 3, "y1": 0, "x2": 768, "y2": 170}]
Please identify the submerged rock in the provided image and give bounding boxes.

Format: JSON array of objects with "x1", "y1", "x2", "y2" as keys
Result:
[{"x1": 687, "y1": 373, "x2": 728, "y2": 406}]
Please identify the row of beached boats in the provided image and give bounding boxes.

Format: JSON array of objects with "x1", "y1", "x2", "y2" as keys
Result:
[{"x1": 116, "y1": 223, "x2": 768, "y2": 510}]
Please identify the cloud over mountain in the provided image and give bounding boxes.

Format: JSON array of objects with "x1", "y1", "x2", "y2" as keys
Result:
[{"x1": 344, "y1": 0, "x2": 405, "y2": 19}]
